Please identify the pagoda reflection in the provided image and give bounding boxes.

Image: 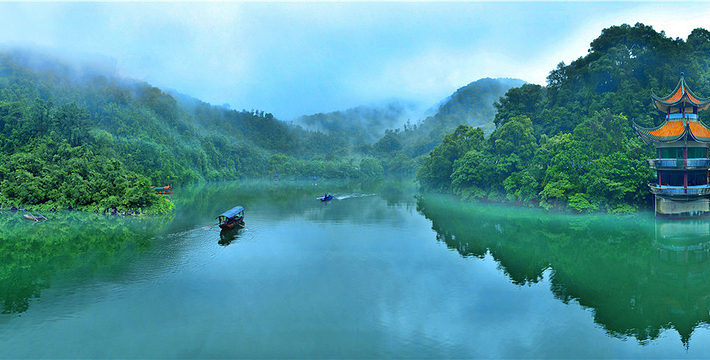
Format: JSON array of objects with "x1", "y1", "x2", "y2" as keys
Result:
[
  {"x1": 651, "y1": 219, "x2": 710, "y2": 346},
  {"x1": 654, "y1": 219, "x2": 710, "y2": 263}
]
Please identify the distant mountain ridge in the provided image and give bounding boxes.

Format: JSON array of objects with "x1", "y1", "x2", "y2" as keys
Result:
[
  {"x1": 385, "y1": 77, "x2": 525, "y2": 159},
  {"x1": 292, "y1": 77, "x2": 525, "y2": 155},
  {"x1": 293, "y1": 102, "x2": 416, "y2": 146}
]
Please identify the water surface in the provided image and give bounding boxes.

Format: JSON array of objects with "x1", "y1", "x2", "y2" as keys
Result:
[{"x1": 2, "y1": 180, "x2": 710, "y2": 358}]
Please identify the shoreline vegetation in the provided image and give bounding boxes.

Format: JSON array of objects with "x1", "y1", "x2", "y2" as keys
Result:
[{"x1": 0, "y1": 198, "x2": 173, "y2": 216}]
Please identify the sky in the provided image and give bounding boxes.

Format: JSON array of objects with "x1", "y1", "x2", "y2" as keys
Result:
[{"x1": 1, "y1": 1, "x2": 710, "y2": 121}]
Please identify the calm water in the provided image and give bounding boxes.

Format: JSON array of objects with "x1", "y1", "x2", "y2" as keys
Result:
[{"x1": 2, "y1": 179, "x2": 710, "y2": 358}]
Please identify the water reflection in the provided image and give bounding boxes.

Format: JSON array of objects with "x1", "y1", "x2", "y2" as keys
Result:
[
  {"x1": 651, "y1": 219, "x2": 710, "y2": 346},
  {"x1": 218, "y1": 227, "x2": 243, "y2": 246},
  {"x1": 416, "y1": 194, "x2": 710, "y2": 347},
  {"x1": 0, "y1": 211, "x2": 171, "y2": 315},
  {"x1": 0, "y1": 179, "x2": 417, "y2": 316}
]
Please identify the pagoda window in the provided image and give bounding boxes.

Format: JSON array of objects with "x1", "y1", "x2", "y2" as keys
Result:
[
  {"x1": 687, "y1": 147, "x2": 707, "y2": 159},
  {"x1": 660, "y1": 147, "x2": 685, "y2": 159},
  {"x1": 688, "y1": 170, "x2": 709, "y2": 186},
  {"x1": 659, "y1": 170, "x2": 685, "y2": 186}
]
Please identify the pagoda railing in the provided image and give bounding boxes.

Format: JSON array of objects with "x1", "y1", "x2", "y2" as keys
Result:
[
  {"x1": 667, "y1": 113, "x2": 698, "y2": 120},
  {"x1": 649, "y1": 184, "x2": 710, "y2": 196},
  {"x1": 648, "y1": 158, "x2": 710, "y2": 169}
]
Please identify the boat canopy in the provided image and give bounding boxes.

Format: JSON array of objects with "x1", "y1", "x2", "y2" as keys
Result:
[{"x1": 217, "y1": 206, "x2": 244, "y2": 219}]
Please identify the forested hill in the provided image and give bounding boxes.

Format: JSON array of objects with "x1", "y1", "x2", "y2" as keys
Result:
[
  {"x1": 3, "y1": 47, "x2": 513, "y2": 211},
  {"x1": 293, "y1": 103, "x2": 416, "y2": 146},
  {"x1": 402, "y1": 77, "x2": 525, "y2": 154},
  {"x1": 292, "y1": 77, "x2": 523, "y2": 153},
  {"x1": 430, "y1": 77, "x2": 525, "y2": 129},
  {"x1": 417, "y1": 23, "x2": 710, "y2": 213},
  {"x1": 0, "y1": 48, "x2": 356, "y2": 212},
  {"x1": 363, "y1": 77, "x2": 524, "y2": 175}
]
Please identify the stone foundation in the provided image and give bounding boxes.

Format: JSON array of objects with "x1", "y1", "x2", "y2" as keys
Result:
[{"x1": 655, "y1": 196, "x2": 710, "y2": 218}]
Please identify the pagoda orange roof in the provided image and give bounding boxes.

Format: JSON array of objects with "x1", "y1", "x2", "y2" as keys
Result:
[
  {"x1": 689, "y1": 121, "x2": 710, "y2": 142},
  {"x1": 652, "y1": 76, "x2": 710, "y2": 113},
  {"x1": 648, "y1": 120, "x2": 685, "y2": 138},
  {"x1": 634, "y1": 119, "x2": 710, "y2": 143}
]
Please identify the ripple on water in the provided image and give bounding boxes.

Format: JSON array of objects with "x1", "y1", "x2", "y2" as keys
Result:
[{"x1": 126, "y1": 224, "x2": 262, "y2": 285}]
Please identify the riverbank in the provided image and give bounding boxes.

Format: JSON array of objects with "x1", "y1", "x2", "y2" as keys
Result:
[{"x1": 0, "y1": 194, "x2": 174, "y2": 216}]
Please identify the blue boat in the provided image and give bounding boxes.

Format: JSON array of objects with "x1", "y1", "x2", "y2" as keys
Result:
[
  {"x1": 216, "y1": 206, "x2": 245, "y2": 229},
  {"x1": 319, "y1": 193, "x2": 333, "y2": 202}
]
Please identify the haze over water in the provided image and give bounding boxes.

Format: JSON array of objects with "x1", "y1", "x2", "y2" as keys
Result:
[{"x1": 1, "y1": 180, "x2": 710, "y2": 358}]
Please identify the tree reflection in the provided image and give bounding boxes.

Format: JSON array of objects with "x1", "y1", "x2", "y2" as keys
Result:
[
  {"x1": 416, "y1": 194, "x2": 710, "y2": 348},
  {"x1": 0, "y1": 211, "x2": 170, "y2": 314}
]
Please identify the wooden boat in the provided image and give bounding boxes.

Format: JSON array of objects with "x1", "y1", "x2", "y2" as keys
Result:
[
  {"x1": 151, "y1": 185, "x2": 172, "y2": 195},
  {"x1": 319, "y1": 193, "x2": 333, "y2": 202},
  {"x1": 216, "y1": 206, "x2": 245, "y2": 230}
]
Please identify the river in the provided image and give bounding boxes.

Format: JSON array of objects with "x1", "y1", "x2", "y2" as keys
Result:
[{"x1": 1, "y1": 179, "x2": 710, "y2": 358}]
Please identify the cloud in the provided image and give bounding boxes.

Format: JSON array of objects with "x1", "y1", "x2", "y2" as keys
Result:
[{"x1": 2, "y1": 2, "x2": 710, "y2": 120}]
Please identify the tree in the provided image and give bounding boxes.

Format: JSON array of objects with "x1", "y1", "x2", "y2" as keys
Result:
[
  {"x1": 359, "y1": 158, "x2": 384, "y2": 178},
  {"x1": 416, "y1": 125, "x2": 484, "y2": 192},
  {"x1": 488, "y1": 115, "x2": 537, "y2": 162}
]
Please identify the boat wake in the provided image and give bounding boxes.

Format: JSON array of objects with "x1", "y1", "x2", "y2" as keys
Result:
[{"x1": 335, "y1": 193, "x2": 376, "y2": 201}]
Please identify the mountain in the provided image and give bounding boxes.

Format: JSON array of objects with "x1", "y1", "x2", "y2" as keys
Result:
[
  {"x1": 0, "y1": 46, "x2": 524, "y2": 210},
  {"x1": 383, "y1": 77, "x2": 525, "y2": 161},
  {"x1": 433, "y1": 77, "x2": 526, "y2": 128},
  {"x1": 292, "y1": 78, "x2": 524, "y2": 152},
  {"x1": 0, "y1": 47, "x2": 356, "y2": 211},
  {"x1": 293, "y1": 101, "x2": 419, "y2": 146}
]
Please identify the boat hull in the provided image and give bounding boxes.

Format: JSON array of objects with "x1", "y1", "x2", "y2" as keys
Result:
[
  {"x1": 23, "y1": 214, "x2": 46, "y2": 221},
  {"x1": 219, "y1": 218, "x2": 244, "y2": 229}
]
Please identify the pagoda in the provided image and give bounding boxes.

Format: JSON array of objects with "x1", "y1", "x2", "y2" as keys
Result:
[{"x1": 634, "y1": 75, "x2": 710, "y2": 218}]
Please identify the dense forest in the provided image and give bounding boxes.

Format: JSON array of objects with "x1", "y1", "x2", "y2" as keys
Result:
[
  {"x1": 0, "y1": 46, "x2": 518, "y2": 212},
  {"x1": 417, "y1": 23, "x2": 710, "y2": 213}
]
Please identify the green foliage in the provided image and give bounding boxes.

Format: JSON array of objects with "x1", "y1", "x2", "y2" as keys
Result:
[
  {"x1": 489, "y1": 115, "x2": 537, "y2": 161},
  {"x1": 416, "y1": 125, "x2": 485, "y2": 192},
  {"x1": 418, "y1": 22, "x2": 688, "y2": 213},
  {"x1": 359, "y1": 158, "x2": 385, "y2": 178},
  {"x1": 503, "y1": 169, "x2": 539, "y2": 203},
  {"x1": 0, "y1": 48, "x2": 402, "y2": 211},
  {"x1": 567, "y1": 193, "x2": 597, "y2": 213},
  {"x1": 0, "y1": 138, "x2": 170, "y2": 213}
]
